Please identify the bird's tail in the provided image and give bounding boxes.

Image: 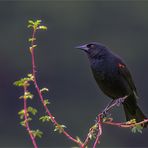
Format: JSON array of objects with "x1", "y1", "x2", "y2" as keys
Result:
[{"x1": 123, "y1": 95, "x2": 147, "y2": 128}]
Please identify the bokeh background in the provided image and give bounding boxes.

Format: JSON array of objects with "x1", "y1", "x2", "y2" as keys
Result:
[{"x1": 1, "y1": 1, "x2": 148, "y2": 147}]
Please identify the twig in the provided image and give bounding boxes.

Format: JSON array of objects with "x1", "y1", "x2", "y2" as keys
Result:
[
  {"x1": 30, "y1": 27, "x2": 82, "y2": 147},
  {"x1": 23, "y1": 85, "x2": 38, "y2": 148},
  {"x1": 93, "y1": 114, "x2": 102, "y2": 148},
  {"x1": 82, "y1": 129, "x2": 94, "y2": 147},
  {"x1": 104, "y1": 119, "x2": 148, "y2": 128}
]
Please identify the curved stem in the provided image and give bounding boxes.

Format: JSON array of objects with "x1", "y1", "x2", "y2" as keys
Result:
[{"x1": 30, "y1": 28, "x2": 82, "y2": 147}]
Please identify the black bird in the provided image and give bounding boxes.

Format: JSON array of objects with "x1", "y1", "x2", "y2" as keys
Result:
[{"x1": 76, "y1": 42, "x2": 147, "y2": 127}]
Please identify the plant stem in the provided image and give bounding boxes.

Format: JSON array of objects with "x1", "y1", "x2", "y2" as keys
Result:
[
  {"x1": 23, "y1": 85, "x2": 38, "y2": 148},
  {"x1": 104, "y1": 119, "x2": 148, "y2": 128},
  {"x1": 93, "y1": 114, "x2": 102, "y2": 148},
  {"x1": 30, "y1": 28, "x2": 82, "y2": 147}
]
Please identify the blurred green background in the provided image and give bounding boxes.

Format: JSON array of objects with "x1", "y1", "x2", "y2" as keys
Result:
[{"x1": 1, "y1": 1, "x2": 148, "y2": 147}]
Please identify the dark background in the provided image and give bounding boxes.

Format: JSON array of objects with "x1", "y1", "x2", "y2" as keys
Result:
[{"x1": 1, "y1": 1, "x2": 148, "y2": 147}]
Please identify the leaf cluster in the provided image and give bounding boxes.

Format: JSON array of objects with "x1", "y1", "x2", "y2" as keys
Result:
[
  {"x1": 30, "y1": 129, "x2": 43, "y2": 138},
  {"x1": 39, "y1": 115, "x2": 52, "y2": 123},
  {"x1": 54, "y1": 124, "x2": 66, "y2": 134},
  {"x1": 13, "y1": 74, "x2": 34, "y2": 87},
  {"x1": 28, "y1": 20, "x2": 47, "y2": 31}
]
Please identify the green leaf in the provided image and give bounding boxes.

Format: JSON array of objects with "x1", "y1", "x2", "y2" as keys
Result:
[
  {"x1": 40, "y1": 88, "x2": 49, "y2": 93},
  {"x1": 127, "y1": 119, "x2": 136, "y2": 124},
  {"x1": 90, "y1": 124, "x2": 98, "y2": 131},
  {"x1": 54, "y1": 124, "x2": 66, "y2": 133},
  {"x1": 43, "y1": 99, "x2": 50, "y2": 105},
  {"x1": 27, "y1": 74, "x2": 34, "y2": 80},
  {"x1": 28, "y1": 20, "x2": 35, "y2": 25},
  {"x1": 29, "y1": 45, "x2": 37, "y2": 52},
  {"x1": 19, "y1": 95, "x2": 24, "y2": 100},
  {"x1": 14, "y1": 78, "x2": 29, "y2": 87},
  {"x1": 30, "y1": 45, "x2": 37, "y2": 49},
  {"x1": 20, "y1": 120, "x2": 26, "y2": 127},
  {"x1": 24, "y1": 92, "x2": 33, "y2": 100},
  {"x1": 18, "y1": 109, "x2": 26, "y2": 119},
  {"x1": 33, "y1": 20, "x2": 42, "y2": 29},
  {"x1": 38, "y1": 25, "x2": 47, "y2": 30},
  {"x1": 30, "y1": 129, "x2": 43, "y2": 138},
  {"x1": 39, "y1": 115, "x2": 51, "y2": 122},
  {"x1": 27, "y1": 106, "x2": 37, "y2": 115},
  {"x1": 103, "y1": 117, "x2": 108, "y2": 122},
  {"x1": 20, "y1": 117, "x2": 32, "y2": 127},
  {"x1": 36, "y1": 20, "x2": 42, "y2": 24},
  {"x1": 28, "y1": 38, "x2": 36, "y2": 42},
  {"x1": 102, "y1": 117, "x2": 113, "y2": 122},
  {"x1": 27, "y1": 24, "x2": 33, "y2": 28},
  {"x1": 13, "y1": 74, "x2": 34, "y2": 87},
  {"x1": 131, "y1": 124, "x2": 143, "y2": 133},
  {"x1": 88, "y1": 132, "x2": 96, "y2": 140}
]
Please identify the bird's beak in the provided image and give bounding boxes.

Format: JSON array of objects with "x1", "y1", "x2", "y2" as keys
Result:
[{"x1": 75, "y1": 45, "x2": 89, "y2": 52}]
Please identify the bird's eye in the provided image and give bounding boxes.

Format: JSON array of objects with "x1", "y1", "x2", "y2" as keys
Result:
[{"x1": 87, "y1": 44, "x2": 95, "y2": 49}]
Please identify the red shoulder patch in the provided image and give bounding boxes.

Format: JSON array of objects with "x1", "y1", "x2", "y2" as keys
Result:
[{"x1": 118, "y1": 63, "x2": 125, "y2": 68}]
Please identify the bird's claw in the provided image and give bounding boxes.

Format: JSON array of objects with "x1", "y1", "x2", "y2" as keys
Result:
[
  {"x1": 115, "y1": 97, "x2": 125, "y2": 107},
  {"x1": 95, "y1": 111, "x2": 107, "y2": 122},
  {"x1": 101, "y1": 109, "x2": 110, "y2": 118}
]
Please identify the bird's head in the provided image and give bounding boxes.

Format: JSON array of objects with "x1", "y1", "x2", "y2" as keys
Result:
[{"x1": 76, "y1": 42, "x2": 108, "y2": 58}]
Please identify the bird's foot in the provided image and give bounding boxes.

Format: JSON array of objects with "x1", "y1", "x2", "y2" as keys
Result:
[
  {"x1": 101, "y1": 109, "x2": 110, "y2": 118},
  {"x1": 115, "y1": 97, "x2": 126, "y2": 107},
  {"x1": 95, "y1": 111, "x2": 107, "y2": 122}
]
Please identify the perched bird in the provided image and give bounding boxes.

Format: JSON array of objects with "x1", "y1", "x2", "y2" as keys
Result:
[{"x1": 76, "y1": 42, "x2": 147, "y2": 127}]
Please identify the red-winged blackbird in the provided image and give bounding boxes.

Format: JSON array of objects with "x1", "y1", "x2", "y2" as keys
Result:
[{"x1": 76, "y1": 42, "x2": 147, "y2": 127}]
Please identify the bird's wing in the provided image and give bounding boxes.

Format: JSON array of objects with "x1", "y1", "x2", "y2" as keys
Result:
[{"x1": 117, "y1": 62, "x2": 139, "y2": 99}]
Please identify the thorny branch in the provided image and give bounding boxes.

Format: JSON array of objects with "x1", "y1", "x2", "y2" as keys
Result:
[
  {"x1": 15, "y1": 20, "x2": 148, "y2": 148},
  {"x1": 23, "y1": 84, "x2": 38, "y2": 148},
  {"x1": 29, "y1": 21, "x2": 82, "y2": 147}
]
